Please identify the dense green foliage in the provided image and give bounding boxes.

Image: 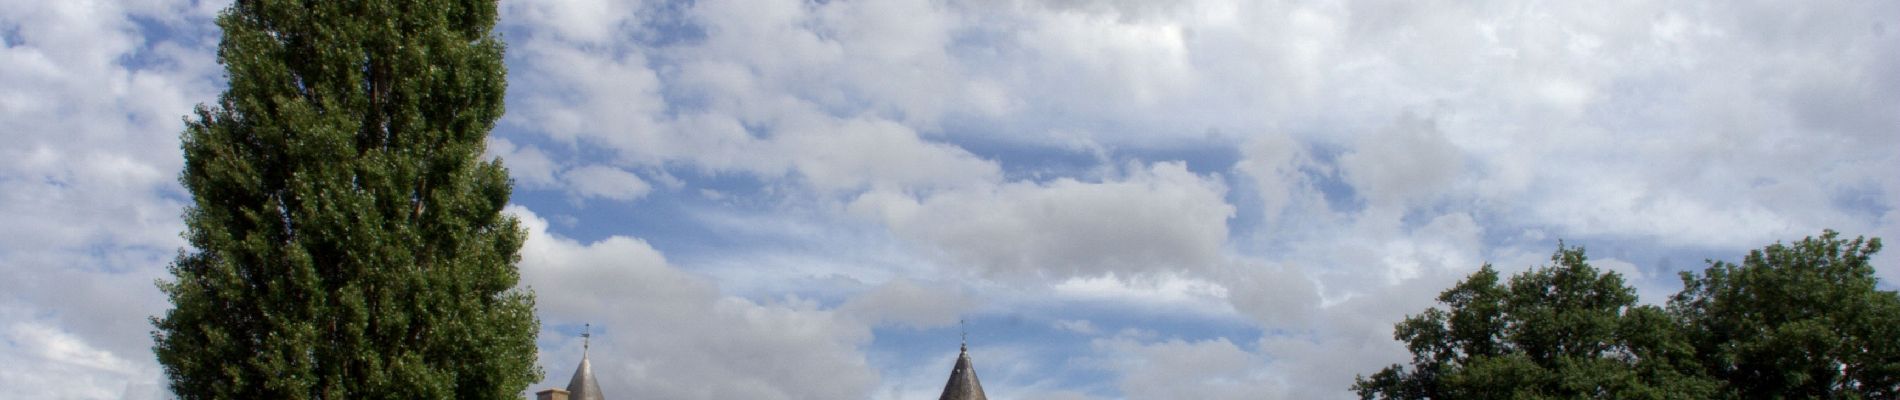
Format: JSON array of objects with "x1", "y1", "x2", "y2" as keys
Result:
[
  {"x1": 1670, "y1": 231, "x2": 1899, "y2": 398},
  {"x1": 1356, "y1": 232, "x2": 1899, "y2": 399},
  {"x1": 151, "y1": 0, "x2": 539, "y2": 398},
  {"x1": 1353, "y1": 246, "x2": 1715, "y2": 399}
]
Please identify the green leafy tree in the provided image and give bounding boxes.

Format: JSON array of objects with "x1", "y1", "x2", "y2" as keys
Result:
[
  {"x1": 1354, "y1": 245, "x2": 1715, "y2": 399},
  {"x1": 150, "y1": 0, "x2": 538, "y2": 398},
  {"x1": 1670, "y1": 230, "x2": 1899, "y2": 398}
]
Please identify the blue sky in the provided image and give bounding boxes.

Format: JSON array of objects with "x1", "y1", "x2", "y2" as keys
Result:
[{"x1": 2, "y1": 0, "x2": 1897, "y2": 398}]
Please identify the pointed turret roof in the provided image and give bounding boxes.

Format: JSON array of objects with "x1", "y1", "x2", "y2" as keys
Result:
[
  {"x1": 937, "y1": 343, "x2": 988, "y2": 400},
  {"x1": 567, "y1": 325, "x2": 604, "y2": 400}
]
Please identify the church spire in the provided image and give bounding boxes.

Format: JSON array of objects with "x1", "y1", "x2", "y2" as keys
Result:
[
  {"x1": 938, "y1": 323, "x2": 988, "y2": 400},
  {"x1": 567, "y1": 324, "x2": 604, "y2": 400}
]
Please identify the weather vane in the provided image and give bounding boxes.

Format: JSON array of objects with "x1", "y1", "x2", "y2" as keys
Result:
[{"x1": 582, "y1": 323, "x2": 592, "y2": 354}]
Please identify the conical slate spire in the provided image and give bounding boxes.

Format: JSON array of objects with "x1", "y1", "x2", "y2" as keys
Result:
[
  {"x1": 937, "y1": 343, "x2": 989, "y2": 400},
  {"x1": 568, "y1": 324, "x2": 604, "y2": 400}
]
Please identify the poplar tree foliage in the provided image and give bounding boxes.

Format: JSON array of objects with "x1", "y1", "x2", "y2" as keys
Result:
[
  {"x1": 151, "y1": 0, "x2": 538, "y2": 398},
  {"x1": 1356, "y1": 231, "x2": 1900, "y2": 399}
]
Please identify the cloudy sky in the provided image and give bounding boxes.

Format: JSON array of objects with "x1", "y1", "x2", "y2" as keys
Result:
[{"x1": 3, "y1": 0, "x2": 1897, "y2": 398}]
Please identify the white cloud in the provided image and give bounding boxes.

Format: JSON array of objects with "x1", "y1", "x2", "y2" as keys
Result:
[
  {"x1": 1095, "y1": 336, "x2": 1285, "y2": 400},
  {"x1": 838, "y1": 278, "x2": 973, "y2": 329},
  {"x1": 1051, "y1": 273, "x2": 1233, "y2": 317},
  {"x1": 1217, "y1": 264, "x2": 1479, "y2": 400},
  {"x1": 851, "y1": 161, "x2": 1233, "y2": 280},
  {"x1": 1051, "y1": 319, "x2": 1099, "y2": 335},
  {"x1": 511, "y1": 205, "x2": 879, "y2": 399},
  {"x1": 1234, "y1": 133, "x2": 1313, "y2": 226},
  {"x1": 503, "y1": 2, "x2": 1005, "y2": 193},
  {"x1": 1593, "y1": 257, "x2": 1676, "y2": 306},
  {"x1": 502, "y1": 0, "x2": 643, "y2": 44},
  {"x1": 502, "y1": 37, "x2": 670, "y2": 157},
  {"x1": 486, "y1": 137, "x2": 561, "y2": 188},
  {"x1": 1219, "y1": 259, "x2": 1319, "y2": 330},
  {"x1": 1019, "y1": 7, "x2": 1197, "y2": 108},
  {"x1": 561, "y1": 164, "x2": 653, "y2": 202},
  {"x1": 774, "y1": 116, "x2": 1001, "y2": 191},
  {"x1": 8, "y1": 0, "x2": 1900, "y2": 399},
  {"x1": 1338, "y1": 114, "x2": 1464, "y2": 209},
  {"x1": 0, "y1": 0, "x2": 222, "y2": 398},
  {"x1": 0, "y1": 309, "x2": 164, "y2": 400}
]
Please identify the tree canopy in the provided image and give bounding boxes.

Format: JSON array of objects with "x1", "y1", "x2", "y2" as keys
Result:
[
  {"x1": 150, "y1": 0, "x2": 539, "y2": 398},
  {"x1": 1670, "y1": 231, "x2": 1898, "y2": 398},
  {"x1": 1353, "y1": 245, "x2": 1714, "y2": 399},
  {"x1": 1357, "y1": 231, "x2": 1899, "y2": 399},
  {"x1": 1360, "y1": 233, "x2": 1892, "y2": 398}
]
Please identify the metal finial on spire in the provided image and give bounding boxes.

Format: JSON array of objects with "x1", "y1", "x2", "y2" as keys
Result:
[
  {"x1": 568, "y1": 322, "x2": 603, "y2": 400},
  {"x1": 959, "y1": 319, "x2": 967, "y2": 351}
]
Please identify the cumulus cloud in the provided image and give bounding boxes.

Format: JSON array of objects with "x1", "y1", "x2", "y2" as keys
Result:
[
  {"x1": 1234, "y1": 133, "x2": 1315, "y2": 226},
  {"x1": 7, "y1": 0, "x2": 1899, "y2": 398},
  {"x1": 511, "y1": 206, "x2": 878, "y2": 399},
  {"x1": 1219, "y1": 259, "x2": 1319, "y2": 330},
  {"x1": 0, "y1": 307, "x2": 164, "y2": 399},
  {"x1": 500, "y1": 0, "x2": 1006, "y2": 195},
  {"x1": 561, "y1": 164, "x2": 654, "y2": 202},
  {"x1": 486, "y1": 137, "x2": 561, "y2": 188},
  {"x1": 1095, "y1": 336, "x2": 1285, "y2": 399},
  {"x1": 501, "y1": 0, "x2": 642, "y2": 44},
  {"x1": 838, "y1": 278, "x2": 973, "y2": 329},
  {"x1": 773, "y1": 115, "x2": 1001, "y2": 191},
  {"x1": 1338, "y1": 115, "x2": 1464, "y2": 209},
  {"x1": 1050, "y1": 273, "x2": 1234, "y2": 317},
  {"x1": 850, "y1": 161, "x2": 1233, "y2": 280},
  {"x1": 0, "y1": 0, "x2": 222, "y2": 397}
]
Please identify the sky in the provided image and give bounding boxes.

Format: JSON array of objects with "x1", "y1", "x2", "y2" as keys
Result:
[{"x1": 1, "y1": 0, "x2": 1897, "y2": 398}]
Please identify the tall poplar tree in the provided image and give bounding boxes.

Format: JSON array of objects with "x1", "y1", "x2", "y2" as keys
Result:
[{"x1": 151, "y1": 0, "x2": 539, "y2": 398}]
